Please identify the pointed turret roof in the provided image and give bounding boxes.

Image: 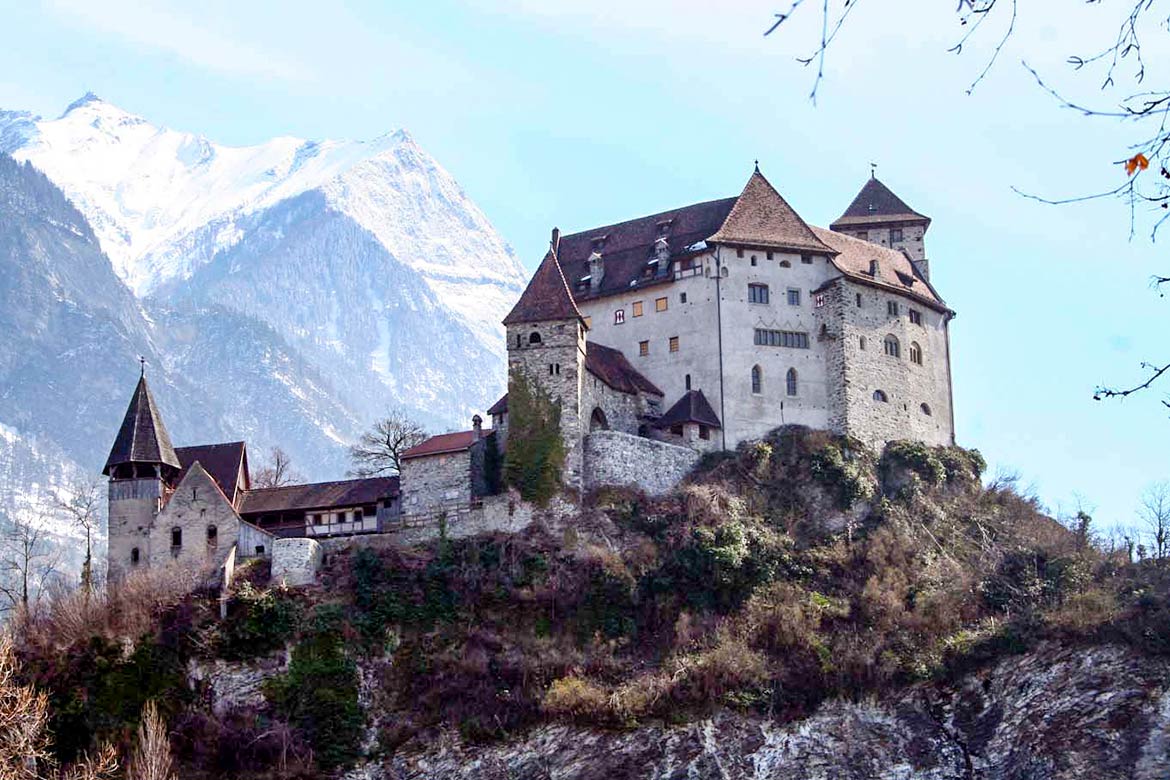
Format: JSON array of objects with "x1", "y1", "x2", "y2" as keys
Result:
[
  {"x1": 502, "y1": 236, "x2": 585, "y2": 326},
  {"x1": 831, "y1": 176, "x2": 930, "y2": 229},
  {"x1": 103, "y1": 372, "x2": 180, "y2": 475},
  {"x1": 708, "y1": 169, "x2": 834, "y2": 255}
]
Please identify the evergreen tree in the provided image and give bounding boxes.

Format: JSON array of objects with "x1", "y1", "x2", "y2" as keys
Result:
[{"x1": 503, "y1": 369, "x2": 565, "y2": 506}]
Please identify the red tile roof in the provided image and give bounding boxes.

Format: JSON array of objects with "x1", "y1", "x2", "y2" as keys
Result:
[
  {"x1": 586, "y1": 342, "x2": 663, "y2": 396},
  {"x1": 831, "y1": 177, "x2": 930, "y2": 229},
  {"x1": 503, "y1": 247, "x2": 584, "y2": 326},
  {"x1": 654, "y1": 390, "x2": 722, "y2": 429},
  {"x1": 401, "y1": 429, "x2": 483, "y2": 461},
  {"x1": 175, "y1": 442, "x2": 248, "y2": 502},
  {"x1": 238, "y1": 476, "x2": 399, "y2": 515},
  {"x1": 812, "y1": 227, "x2": 948, "y2": 311},
  {"x1": 708, "y1": 170, "x2": 834, "y2": 254}
]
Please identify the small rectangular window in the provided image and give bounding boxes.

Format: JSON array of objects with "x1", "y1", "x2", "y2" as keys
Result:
[
  {"x1": 639, "y1": 340, "x2": 649, "y2": 356},
  {"x1": 787, "y1": 288, "x2": 801, "y2": 306},
  {"x1": 680, "y1": 292, "x2": 687, "y2": 303},
  {"x1": 614, "y1": 309, "x2": 625, "y2": 325},
  {"x1": 748, "y1": 283, "x2": 769, "y2": 304},
  {"x1": 753, "y1": 329, "x2": 809, "y2": 349},
  {"x1": 909, "y1": 309, "x2": 922, "y2": 325},
  {"x1": 655, "y1": 297, "x2": 668, "y2": 312},
  {"x1": 890, "y1": 227, "x2": 904, "y2": 243},
  {"x1": 856, "y1": 293, "x2": 862, "y2": 307},
  {"x1": 766, "y1": 251, "x2": 773, "y2": 260},
  {"x1": 888, "y1": 301, "x2": 900, "y2": 316},
  {"x1": 669, "y1": 336, "x2": 679, "y2": 353},
  {"x1": 632, "y1": 301, "x2": 644, "y2": 317},
  {"x1": 801, "y1": 254, "x2": 813, "y2": 264},
  {"x1": 670, "y1": 424, "x2": 684, "y2": 436},
  {"x1": 857, "y1": 231, "x2": 869, "y2": 241},
  {"x1": 814, "y1": 293, "x2": 826, "y2": 308},
  {"x1": 736, "y1": 248, "x2": 744, "y2": 258},
  {"x1": 699, "y1": 425, "x2": 710, "y2": 440},
  {"x1": 171, "y1": 528, "x2": 182, "y2": 549},
  {"x1": 750, "y1": 256, "x2": 757, "y2": 266}
]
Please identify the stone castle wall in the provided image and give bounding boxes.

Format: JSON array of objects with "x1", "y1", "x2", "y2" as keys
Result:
[
  {"x1": 583, "y1": 430, "x2": 700, "y2": 496},
  {"x1": 151, "y1": 464, "x2": 240, "y2": 570},
  {"x1": 107, "y1": 477, "x2": 162, "y2": 580},
  {"x1": 400, "y1": 449, "x2": 474, "y2": 520},
  {"x1": 506, "y1": 318, "x2": 587, "y2": 487}
]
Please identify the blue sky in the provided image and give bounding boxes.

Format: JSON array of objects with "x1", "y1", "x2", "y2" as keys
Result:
[{"x1": 2, "y1": 0, "x2": 1167, "y2": 531}]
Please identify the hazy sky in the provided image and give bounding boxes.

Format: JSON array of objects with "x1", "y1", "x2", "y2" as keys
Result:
[{"x1": 2, "y1": 0, "x2": 1167, "y2": 531}]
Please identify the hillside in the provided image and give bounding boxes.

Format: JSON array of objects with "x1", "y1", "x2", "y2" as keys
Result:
[{"x1": 8, "y1": 428, "x2": 1170, "y2": 779}]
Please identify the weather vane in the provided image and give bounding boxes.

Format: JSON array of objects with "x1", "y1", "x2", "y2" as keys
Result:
[
  {"x1": 870, "y1": 162, "x2": 877, "y2": 179},
  {"x1": 139, "y1": 356, "x2": 146, "y2": 376}
]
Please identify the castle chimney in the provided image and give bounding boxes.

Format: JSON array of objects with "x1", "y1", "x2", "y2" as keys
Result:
[
  {"x1": 588, "y1": 251, "x2": 604, "y2": 293},
  {"x1": 550, "y1": 227, "x2": 561, "y2": 256},
  {"x1": 472, "y1": 414, "x2": 483, "y2": 439},
  {"x1": 654, "y1": 236, "x2": 670, "y2": 276}
]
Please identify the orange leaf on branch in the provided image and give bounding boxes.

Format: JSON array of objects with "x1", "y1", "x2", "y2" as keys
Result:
[{"x1": 1125, "y1": 153, "x2": 1149, "y2": 176}]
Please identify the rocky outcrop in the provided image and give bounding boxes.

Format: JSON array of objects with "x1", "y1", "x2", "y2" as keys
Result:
[{"x1": 357, "y1": 642, "x2": 1169, "y2": 779}]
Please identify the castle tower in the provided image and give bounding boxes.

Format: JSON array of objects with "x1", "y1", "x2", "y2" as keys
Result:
[
  {"x1": 103, "y1": 364, "x2": 181, "y2": 579},
  {"x1": 831, "y1": 174, "x2": 933, "y2": 280},
  {"x1": 502, "y1": 229, "x2": 588, "y2": 489}
]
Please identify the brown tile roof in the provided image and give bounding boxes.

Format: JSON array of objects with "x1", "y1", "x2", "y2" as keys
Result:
[
  {"x1": 654, "y1": 390, "x2": 722, "y2": 429},
  {"x1": 503, "y1": 246, "x2": 584, "y2": 326},
  {"x1": 238, "y1": 476, "x2": 399, "y2": 516},
  {"x1": 812, "y1": 227, "x2": 948, "y2": 311},
  {"x1": 831, "y1": 177, "x2": 930, "y2": 229},
  {"x1": 487, "y1": 394, "x2": 508, "y2": 416},
  {"x1": 401, "y1": 429, "x2": 483, "y2": 461},
  {"x1": 708, "y1": 170, "x2": 834, "y2": 255},
  {"x1": 103, "y1": 374, "x2": 180, "y2": 474},
  {"x1": 556, "y1": 197, "x2": 737, "y2": 303},
  {"x1": 586, "y1": 342, "x2": 663, "y2": 396},
  {"x1": 175, "y1": 442, "x2": 248, "y2": 502}
]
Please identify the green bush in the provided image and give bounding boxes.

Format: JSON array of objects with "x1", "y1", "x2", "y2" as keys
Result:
[
  {"x1": 810, "y1": 442, "x2": 876, "y2": 509},
  {"x1": 218, "y1": 582, "x2": 301, "y2": 660},
  {"x1": 504, "y1": 368, "x2": 566, "y2": 506},
  {"x1": 264, "y1": 605, "x2": 364, "y2": 771}
]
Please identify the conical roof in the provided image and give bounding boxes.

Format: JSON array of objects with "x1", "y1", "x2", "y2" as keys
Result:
[
  {"x1": 502, "y1": 243, "x2": 584, "y2": 326},
  {"x1": 103, "y1": 373, "x2": 180, "y2": 475},
  {"x1": 831, "y1": 176, "x2": 930, "y2": 228},
  {"x1": 708, "y1": 169, "x2": 833, "y2": 254}
]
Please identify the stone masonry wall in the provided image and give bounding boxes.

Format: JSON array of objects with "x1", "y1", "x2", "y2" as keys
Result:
[
  {"x1": 400, "y1": 450, "x2": 473, "y2": 520},
  {"x1": 271, "y1": 537, "x2": 322, "y2": 587},
  {"x1": 107, "y1": 477, "x2": 161, "y2": 580},
  {"x1": 582, "y1": 371, "x2": 643, "y2": 435},
  {"x1": 150, "y1": 463, "x2": 239, "y2": 571},
  {"x1": 507, "y1": 318, "x2": 586, "y2": 488},
  {"x1": 584, "y1": 431, "x2": 700, "y2": 496}
]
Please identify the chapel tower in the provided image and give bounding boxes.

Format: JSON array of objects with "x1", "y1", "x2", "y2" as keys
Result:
[
  {"x1": 831, "y1": 174, "x2": 933, "y2": 280},
  {"x1": 502, "y1": 229, "x2": 588, "y2": 489},
  {"x1": 103, "y1": 365, "x2": 180, "y2": 580}
]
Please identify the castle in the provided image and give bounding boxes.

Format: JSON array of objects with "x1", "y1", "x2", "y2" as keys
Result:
[{"x1": 102, "y1": 168, "x2": 955, "y2": 579}]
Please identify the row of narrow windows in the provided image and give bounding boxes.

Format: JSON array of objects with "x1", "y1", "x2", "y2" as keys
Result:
[
  {"x1": 751, "y1": 365, "x2": 798, "y2": 397},
  {"x1": 130, "y1": 525, "x2": 218, "y2": 565},
  {"x1": 872, "y1": 390, "x2": 933, "y2": 416}
]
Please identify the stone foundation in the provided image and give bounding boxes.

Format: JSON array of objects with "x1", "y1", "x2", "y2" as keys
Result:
[{"x1": 271, "y1": 537, "x2": 323, "y2": 587}]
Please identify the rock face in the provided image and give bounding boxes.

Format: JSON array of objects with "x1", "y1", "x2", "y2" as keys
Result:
[{"x1": 359, "y1": 643, "x2": 1169, "y2": 779}]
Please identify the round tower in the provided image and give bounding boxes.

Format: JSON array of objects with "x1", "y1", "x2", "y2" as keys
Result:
[{"x1": 103, "y1": 363, "x2": 181, "y2": 579}]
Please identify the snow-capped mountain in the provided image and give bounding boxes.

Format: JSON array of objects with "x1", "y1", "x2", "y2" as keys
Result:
[
  {"x1": 0, "y1": 95, "x2": 529, "y2": 575},
  {"x1": 1, "y1": 93, "x2": 526, "y2": 350}
]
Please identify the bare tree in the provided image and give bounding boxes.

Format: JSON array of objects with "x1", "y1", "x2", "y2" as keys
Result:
[
  {"x1": 0, "y1": 509, "x2": 61, "y2": 615},
  {"x1": 128, "y1": 701, "x2": 174, "y2": 780},
  {"x1": 252, "y1": 447, "x2": 302, "y2": 489},
  {"x1": 348, "y1": 412, "x2": 428, "y2": 477},
  {"x1": 53, "y1": 478, "x2": 102, "y2": 594},
  {"x1": 1140, "y1": 481, "x2": 1170, "y2": 561},
  {"x1": 766, "y1": 0, "x2": 1170, "y2": 408}
]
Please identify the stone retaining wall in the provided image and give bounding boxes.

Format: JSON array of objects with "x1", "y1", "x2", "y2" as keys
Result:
[
  {"x1": 583, "y1": 430, "x2": 699, "y2": 496},
  {"x1": 271, "y1": 537, "x2": 323, "y2": 587}
]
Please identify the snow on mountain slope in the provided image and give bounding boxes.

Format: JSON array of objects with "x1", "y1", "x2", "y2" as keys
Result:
[{"x1": 0, "y1": 94, "x2": 526, "y2": 349}]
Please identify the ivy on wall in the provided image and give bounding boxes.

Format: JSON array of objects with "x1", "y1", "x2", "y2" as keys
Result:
[{"x1": 504, "y1": 368, "x2": 566, "y2": 506}]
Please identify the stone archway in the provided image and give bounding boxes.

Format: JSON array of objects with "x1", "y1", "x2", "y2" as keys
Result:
[{"x1": 590, "y1": 407, "x2": 609, "y2": 432}]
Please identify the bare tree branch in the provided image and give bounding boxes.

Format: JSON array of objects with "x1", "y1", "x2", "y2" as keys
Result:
[{"x1": 348, "y1": 412, "x2": 429, "y2": 478}]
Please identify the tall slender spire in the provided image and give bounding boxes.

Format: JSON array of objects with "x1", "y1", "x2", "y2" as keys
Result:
[{"x1": 102, "y1": 369, "x2": 180, "y2": 476}]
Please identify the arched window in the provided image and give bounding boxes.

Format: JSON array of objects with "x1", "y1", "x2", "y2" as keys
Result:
[
  {"x1": 685, "y1": 374, "x2": 692, "y2": 391},
  {"x1": 528, "y1": 331, "x2": 542, "y2": 345},
  {"x1": 786, "y1": 368, "x2": 798, "y2": 397},
  {"x1": 883, "y1": 334, "x2": 900, "y2": 358},
  {"x1": 614, "y1": 309, "x2": 625, "y2": 325},
  {"x1": 751, "y1": 365, "x2": 762, "y2": 394},
  {"x1": 873, "y1": 389, "x2": 889, "y2": 403},
  {"x1": 130, "y1": 547, "x2": 140, "y2": 565},
  {"x1": 207, "y1": 525, "x2": 218, "y2": 547},
  {"x1": 920, "y1": 402, "x2": 932, "y2": 416},
  {"x1": 171, "y1": 527, "x2": 182, "y2": 549},
  {"x1": 590, "y1": 407, "x2": 609, "y2": 432},
  {"x1": 909, "y1": 341, "x2": 923, "y2": 365}
]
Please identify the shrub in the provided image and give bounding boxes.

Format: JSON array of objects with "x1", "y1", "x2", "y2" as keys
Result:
[
  {"x1": 217, "y1": 582, "x2": 300, "y2": 660},
  {"x1": 810, "y1": 441, "x2": 876, "y2": 509},
  {"x1": 504, "y1": 368, "x2": 566, "y2": 506},
  {"x1": 541, "y1": 676, "x2": 610, "y2": 721},
  {"x1": 264, "y1": 605, "x2": 364, "y2": 771}
]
